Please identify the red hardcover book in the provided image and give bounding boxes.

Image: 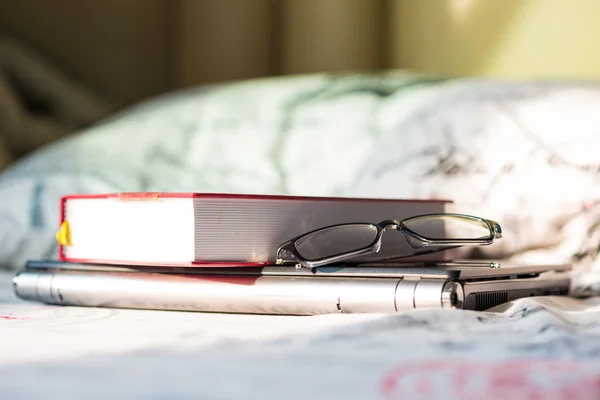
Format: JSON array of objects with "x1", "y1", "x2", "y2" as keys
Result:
[{"x1": 56, "y1": 192, "x2": 450, "y2": 267}]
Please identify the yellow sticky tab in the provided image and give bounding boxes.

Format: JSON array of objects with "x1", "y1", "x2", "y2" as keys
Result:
[{"x1": 56, "y1": 221, "x2": 72, "y2": 246}]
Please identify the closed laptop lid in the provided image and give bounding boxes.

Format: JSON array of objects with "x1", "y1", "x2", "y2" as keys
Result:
[{"x1": 24, "y1": 259, "x2": 571, "y2": 281}]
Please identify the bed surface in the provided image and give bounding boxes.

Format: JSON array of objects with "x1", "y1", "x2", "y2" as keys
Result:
[{"x1": 2, "y1": 270, "x2": 600, "y2": 399}]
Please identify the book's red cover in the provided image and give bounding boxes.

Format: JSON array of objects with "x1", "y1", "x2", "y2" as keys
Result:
[{"x1": 58, "y1": 192, "x2": 450, "y2": 267}]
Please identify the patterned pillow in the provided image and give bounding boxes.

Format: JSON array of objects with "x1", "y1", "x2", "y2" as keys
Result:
[{"x1": 347, "y1": 79, "x2": 600, "y2": 291}]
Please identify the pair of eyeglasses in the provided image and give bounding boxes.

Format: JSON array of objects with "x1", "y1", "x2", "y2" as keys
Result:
[{"x1": 276, "y1": 213, "x2": 502, "y2": 269}]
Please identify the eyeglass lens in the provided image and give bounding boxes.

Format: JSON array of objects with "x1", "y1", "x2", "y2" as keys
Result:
[
  {"x1": 294, "y1": 224, "x2": 379, "y2": 260},
  {"x1": 404, "y1": 215, "x2": 491, "y2": 240}
]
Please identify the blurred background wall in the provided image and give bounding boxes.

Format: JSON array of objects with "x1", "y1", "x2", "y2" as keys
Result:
[{"x1": 0, "y1": 0, "x2": 598, "y2": 109}]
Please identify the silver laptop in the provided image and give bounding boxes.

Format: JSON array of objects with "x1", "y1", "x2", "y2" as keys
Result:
[{"x1": 13, "y1": 260, "x2": 572, "y2": 315}]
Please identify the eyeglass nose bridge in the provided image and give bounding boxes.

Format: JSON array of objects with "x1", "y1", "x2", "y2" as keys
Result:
[{"x1": 378, "y1": 220, "x2": 431, "y2": 249}]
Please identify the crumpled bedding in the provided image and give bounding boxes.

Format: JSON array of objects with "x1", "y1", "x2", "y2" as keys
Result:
[
  {"x1": 2, "y1": 271, "x2": 600, "y2": 399},
  {"x1": 2, "y1": 72, "x2": 600, "y2": 399}
]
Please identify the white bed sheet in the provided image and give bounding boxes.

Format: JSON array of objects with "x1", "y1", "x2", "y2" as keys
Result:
[{"x1": 2, "y1": 271, "x2": 600, "y2": 400}]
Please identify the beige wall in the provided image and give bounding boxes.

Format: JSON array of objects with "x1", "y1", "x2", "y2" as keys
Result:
[
  {"x1": 389, "y1": 0, "x2": 600, "y2": 80},
  {"x1": 0, "y1": 0, "x2": 598, "y2": 108},
  {"x1": 0, "y1": 0, "x2": 387, "y2": 107},
  {"x1": 0, "y1": 0, "x2": 172, "y2": 107},
  {"x1": 174, "y1": 0, "x2": 277, "y2": 87},
  {"x1": 280, "y1": 0, "x2": 385, "y2": 74}
]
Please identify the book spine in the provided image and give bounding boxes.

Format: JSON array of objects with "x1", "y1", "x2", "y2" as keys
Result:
[{"x1": 57, "y1": 196, "x2": 68, "y2": 261}]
